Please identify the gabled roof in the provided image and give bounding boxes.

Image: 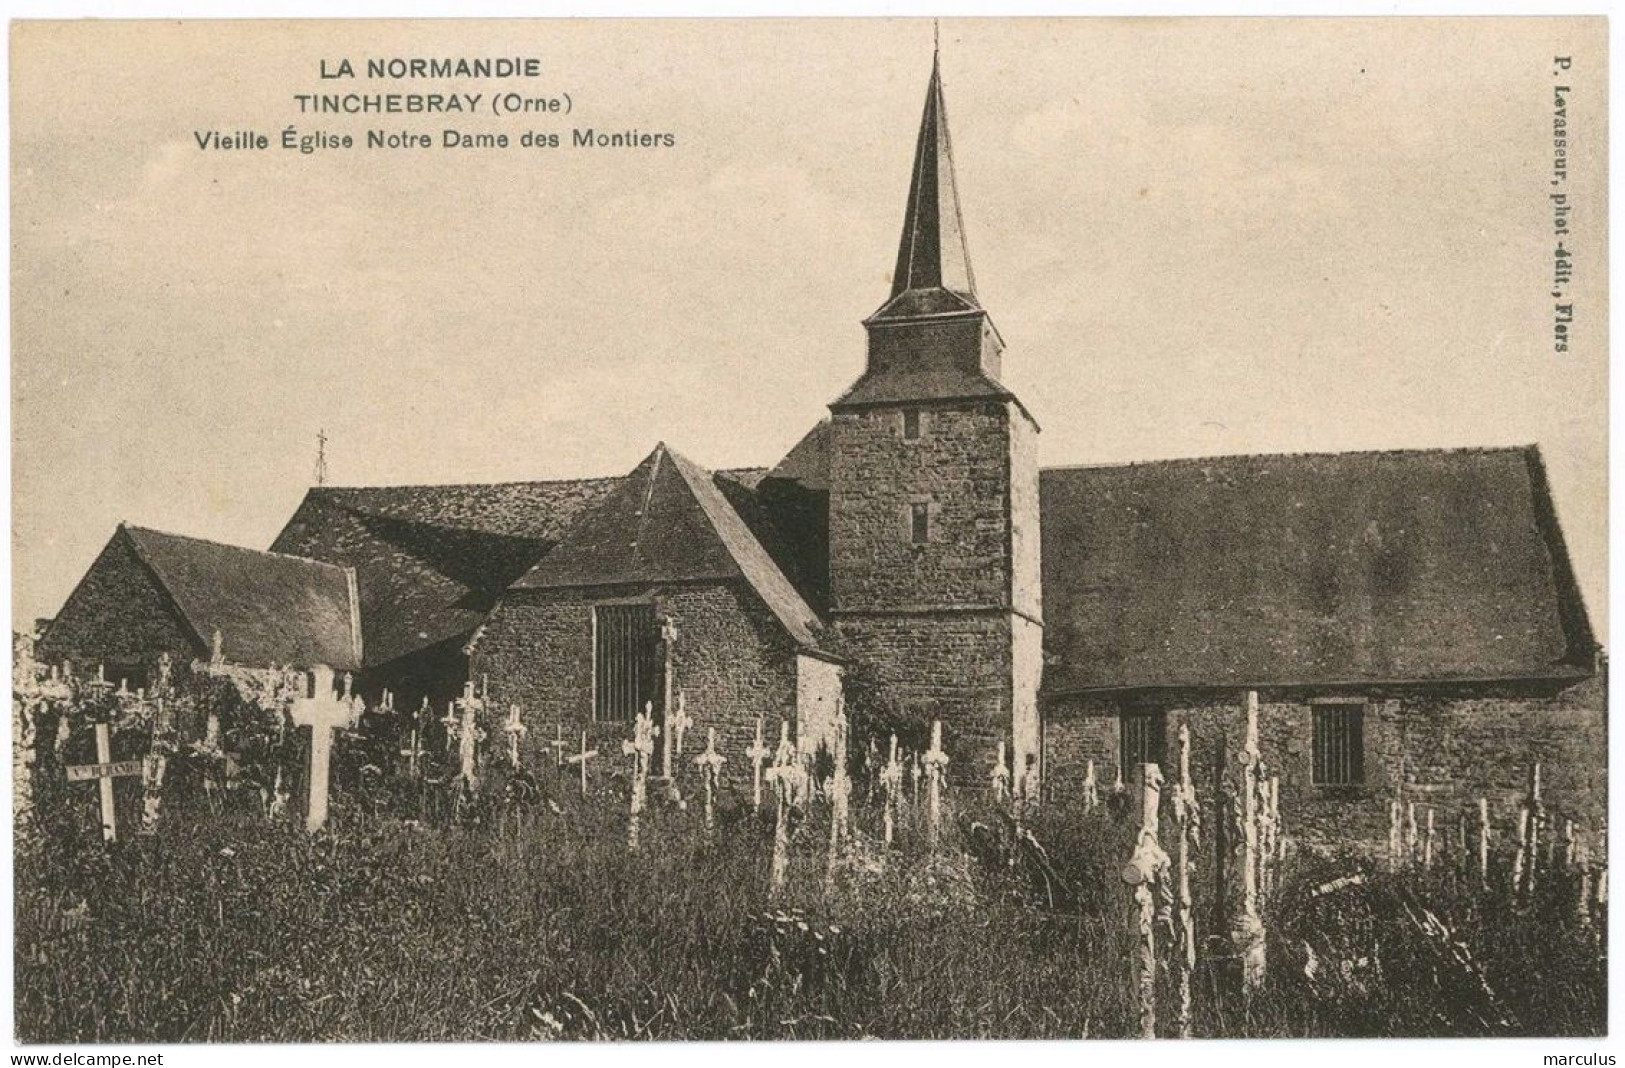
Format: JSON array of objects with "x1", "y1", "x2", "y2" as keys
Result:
[
  {"x1": 1039, "y1": 445, "x2": 1597, "y2": 694},
  {"x1": 271, "y1": 477, "x2": 621, "y2": 666},
  {"x1": 515, "y1": 443, "x2": 826, "y2": 651},
  {"x1": 872, "y1": 48, "x2": 980, "y2": 323},
  {"x1": 122, "y1": 525, "x2": 362, "y2": 671},
  {"x1": 766, "y1": 419, "x2": 832, "y2": 490}
]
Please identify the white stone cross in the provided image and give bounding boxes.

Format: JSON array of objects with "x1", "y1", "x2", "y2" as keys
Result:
[
  {"x1": 623, "y1": 704, "x2": 658, "y2": 849},
  {"x1": 401, "y1": 702, "x2": 427, "y2": 780},
  {"x1": 693, "y1": 726, "x2": 726, "y2": 831},
  {"x1": 566, "y1": 730, "x2": 599, "y2": 796},
  {"x1": 669, "y1": 691, "x2": 694, "y2": 759},
  {"x1": 289, "y1": 664, "x2": 359, "y2": 833},
  {"x1": 440, "y1": 700, "x2": 460, "y2": 753},
  {"x1": 503, "y1": 704, "x2": 527, "y2": 769},
  {"x1": 764, "y1": 730, "x2": 805, "y2": 896},
  {"x1": 922, "y1": 720, "x2": 951, "y2": 850},
  {"x1": 880, "y1": 734, "x2": 904, "y2": 846},
  {"x1": 1083, "y1": 759, "x2": 1100, "y2": 811},
  {"x1": 910, "y1": 750, "x2": 922, "y2": 807},
  {"x1": 745, "y1": 716, "x2": 771, "y2": 812},
  {"x1": 454, "y1": 681, "x2": 484, "y2": 788}
]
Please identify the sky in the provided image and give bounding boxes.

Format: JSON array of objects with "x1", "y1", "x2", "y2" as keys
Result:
[{"x1": 11, "y1": 17, "x2": 1609, "y2": 637}]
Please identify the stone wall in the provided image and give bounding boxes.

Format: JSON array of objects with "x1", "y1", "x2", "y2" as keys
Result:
[
  {"x1": 38, "y1": 529, "x2": 201, "y2": 687},
  {"x1": 472, "y1": 580, "x2": 800, "y2": 787},
  {"x1": 1042, "y1": 675, "x2": 1607, "y2": 855},
  {"x1": 835, "y1": 611, "x2": 1013, "y2": 786},
  {"x1": 828, "y1": 400, "x2": 1012, "y2": 612}
]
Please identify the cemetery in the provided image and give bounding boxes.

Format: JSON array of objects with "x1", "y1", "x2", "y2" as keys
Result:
[{"x1": 11, "y1": 637, "x2": 1608, "y2": 1042}]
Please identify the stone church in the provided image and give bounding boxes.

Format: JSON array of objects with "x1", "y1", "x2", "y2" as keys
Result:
[{"x1": 39, "y1": 52, "x2": 1604, "y2": 848}]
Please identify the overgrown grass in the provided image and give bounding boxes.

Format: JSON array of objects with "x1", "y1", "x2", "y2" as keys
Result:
[{"x1": 14, "y1": 776, "x2": 1606, "y2": 1042}]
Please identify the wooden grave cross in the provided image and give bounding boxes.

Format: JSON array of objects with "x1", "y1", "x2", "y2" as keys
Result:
[
  {"x1": 745, "y1": 716, "x2": 771, "y2": 812},
  {"x1": 289, "y1": 664, "x2": 359, "y2": 834},
  {"x1": 65, "y1": 721, "x2": 141, "y2": 843},
  {"x1": 566, "y1": 731, "x2": 599, "y2": 796},
  {"x1": 693, "y1": 727, "x2": 727, "y2": 831}
]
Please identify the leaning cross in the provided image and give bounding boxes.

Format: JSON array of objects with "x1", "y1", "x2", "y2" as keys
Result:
[
  {"x1": 65, "y1": 721, "x2": 141, "y2": 843},
  {"x1": 566, "y1": 730, "x2": 599, "y2": 796},
  {"x1": 289, "y1": 664, "x2": 359, "y2": 833},
  {"x1": 745, "y1": 716, "x2": 771, "y2": 812},
  {"x1": 693, "y1": 727, "x2": 727, "y2": 831}
]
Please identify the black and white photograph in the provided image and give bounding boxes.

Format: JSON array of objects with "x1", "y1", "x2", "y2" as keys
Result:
[{"x1": 7, "y1": 13, "x2": 1612, "y2": 1051}]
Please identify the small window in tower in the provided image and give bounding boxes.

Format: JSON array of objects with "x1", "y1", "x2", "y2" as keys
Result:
[
  {"x1": 909, "y1": 501, "x2": 930, "y2": 545},
  {"x1": 902, "y1": 409, "x2": 923, "y2": 440}
]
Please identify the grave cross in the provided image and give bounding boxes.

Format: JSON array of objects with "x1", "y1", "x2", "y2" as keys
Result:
[
  {"x1": 623, "y1": 704, "x2": 658, "y2": 849},
  {"x1": 288, "y1": 664, "x2": 359, "y2": 833},
  {"x1": 669, "y1": 691, "x2": 694, "y2": 760},
  {"x1": 503, "y1": 704, "x2": 527, "y2": 769},
  {"x1": 764, "y1": 732, "x2": 805, "y2": 896},
  {"x1": 693, "y1": 727, "x2": 726, "y2": 831},
  {"x1": 922, "y1": 721, "x2": 950, "y2": 850},
  {"x1": 440, "y1": 701, "x2": 459, "y2": 753},
  {"x1": 65, "y1": 722, "x2": 141, "y2": 843},
  {"x1": 454, "y1": 682, "x2": 484, "y2": 788},
  {"x1": 745, "y1": 716, "x2": 771, "y2": 812},
  {"x1": 880, "y1": 734, "x2": 903, "y2": 847},
  {"x1": 401, "y1": 711, "x2": 427, "y2": 780},
  {"x1": 566, "y1": 731, "x2": 599, "y2": 796}
]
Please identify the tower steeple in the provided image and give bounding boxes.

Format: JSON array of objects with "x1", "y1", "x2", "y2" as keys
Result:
[{"x1": 875, "y1": 47, "x2": 980, "y2": 321}]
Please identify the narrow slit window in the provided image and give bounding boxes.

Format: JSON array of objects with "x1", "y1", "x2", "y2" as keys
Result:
[
  {"x1": 902, "y1": 409, "x2": 923, "y2": 440},
  {"x1": 909, "y1": 502, "x2": 930, "y2": 545},
  {"x1": 1312, "y1": 703, "x2": 1365, "y2": 786},
  {"x1": 593, "y1": 603, "x2": 658, "y2": 722}
]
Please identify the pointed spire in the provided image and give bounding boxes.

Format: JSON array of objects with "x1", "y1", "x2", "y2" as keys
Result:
[{"x1": 883, "y1": 43, "x2": 977, "y2": 314}]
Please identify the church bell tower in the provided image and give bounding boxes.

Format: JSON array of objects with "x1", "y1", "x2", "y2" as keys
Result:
[{"x1": 827, "y1": 47, "x2": 1043, "y2": 795}]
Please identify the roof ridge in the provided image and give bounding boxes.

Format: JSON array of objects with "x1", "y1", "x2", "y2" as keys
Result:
[
  {"x1": 123, "y1": 523, "x2": 351, "y2": 573},
  {"x1": 1040, "y1": 443, "x2": 1539, "y2": 474},
  {"x1": 309, "y1": 473, "x2": 625, "y2": 494}
]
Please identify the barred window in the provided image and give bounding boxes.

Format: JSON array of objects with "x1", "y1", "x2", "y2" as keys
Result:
[
  {"x1": 1119, "y1": 710, "x2": 1166, "y2": 779},
  {"x1": 593, "y1": 603, "x2": 659, "y2": 722},
  {"x1": 1312, "y1": 703, "x2": 1365, "y2": 786}
]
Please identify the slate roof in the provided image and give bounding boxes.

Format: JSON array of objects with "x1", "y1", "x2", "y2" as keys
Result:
[
  {"x1": 766, "y1": 419, "x2": 832, "y2": 490},
  {"x1": 122, "y1": 525, "x2": 362, "y2": 670},
  {"x1": 515, "y1": 444, "x2": 827, "y2": 652},
  {"x1": 831, "y1": 366, "x2": 1015, "y2": 408},
  {"x1": 874, "y1": 49, "x2": 979, "y2": 322},
  {"x1": 1039, "y1": 445, "x2": 1597, "y2": 694},
  {"x1": 271, "y1": 477, "x2": 620, "y2": 667}
]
